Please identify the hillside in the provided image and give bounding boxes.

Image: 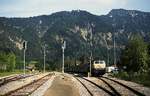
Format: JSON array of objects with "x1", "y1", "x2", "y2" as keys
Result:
[{"x1": 0, "y1": 9, "x2": 150, "y2": 66}]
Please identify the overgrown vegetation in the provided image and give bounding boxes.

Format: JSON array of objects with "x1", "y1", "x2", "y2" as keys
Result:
[
  {"x1": 115, "y1": 34, "x2": 150, "y2": 87},
  {"x1": 0, "y1": 70, "x2": 24, "y2": 77},
  {"x1": 0, "y1": 50, "x2": 16, "y2": 72},
  {"x1": 113, "y1": 71, "x2": 150, "y2": 87}
]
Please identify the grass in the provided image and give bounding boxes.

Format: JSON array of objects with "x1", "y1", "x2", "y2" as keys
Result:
[
  {"x1": 0, "y1": 70, "x2": 25, "y2": 77},
  {"x1": 112, "y1": 71, "x2": 150, "y2": 87}
]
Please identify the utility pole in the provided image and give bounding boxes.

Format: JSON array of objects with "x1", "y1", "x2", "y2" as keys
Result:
[
  {"x1": 104, "y1": 37, "x2": 109, "y2": 66},
  {"x1": 112, "y1": 23, "x2": 117, "y2": 68},
  {"x1": 89, "y1": 28, "x2": 93, "y2": 77},
  {"x1": 89, "y1": 52, "x2": 92, "y2": 76},
  {"x1": 23, "y1": 41, "x2": 27, "y2": 75},
  {"x1": 62, "y1": 41, "x2": 66, "y2": 73},
  {"x1": 114, "y1": 33, "x2": 116, "y2": 67},
  {"x1": 43, "y1": 46, "x2": 46, "y2": 73}
]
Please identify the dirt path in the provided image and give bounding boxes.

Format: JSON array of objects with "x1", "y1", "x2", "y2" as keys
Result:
[{"x1": 44, "y1": 74, "x2": 79, "y2": 96}]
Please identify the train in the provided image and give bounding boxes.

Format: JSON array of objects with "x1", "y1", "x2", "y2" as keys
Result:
[
  {"x1": 65, "y1": 60, "x2": 106, "y2": 76},
  {"x1": 91, "y1": 60, "x2": 106, "y2": 76}
]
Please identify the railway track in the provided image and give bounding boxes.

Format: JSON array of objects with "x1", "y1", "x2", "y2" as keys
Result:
[
  {"x1": 75, "y1": 77, "x2": 93, "y2": 96},
  {"x1": 75, "y1": 77, "x2": 116, "y2": 96},
  {"x1": 0, "y1": 74, "x2": 33, "y2": 87},
  {"x1": 98, "y1": 78, "x2": 121, "y2": 96},
  {"x1": 75, "y1": 76, "x2": 146, "y2": 96},
  {"x1": 100, "y1": 77, "x2": 145, "y2": 96},
  {"x1": 4, "y1": 74, "x2": 52, "y2": 96}
]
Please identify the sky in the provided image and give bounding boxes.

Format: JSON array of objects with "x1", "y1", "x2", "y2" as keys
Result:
[{"x1": 0, "y1": 0, "x2": 150, "y2": 17}]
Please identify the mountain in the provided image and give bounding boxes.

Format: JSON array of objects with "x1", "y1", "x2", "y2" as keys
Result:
[{"x1": 0, "y1": 9, "x2": 150, "y2": 65}]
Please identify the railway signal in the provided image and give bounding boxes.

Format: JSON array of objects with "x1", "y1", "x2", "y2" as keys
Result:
[
  {"x1": 23, "y1": 41, "x2": 27, "y2": 75},
  {"x1": 62, "y1": 41, "x2": 66, "y2": 73}
]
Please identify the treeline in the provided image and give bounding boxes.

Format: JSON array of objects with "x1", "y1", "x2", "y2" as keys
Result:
[
  {"x1": 119, "y1": 34, "x2": 150, "y2": 73},
  {"x1": 0, "y1": 48, "x2": 61, "y2": 72},
  {"x1": 115, "y1": 34, "x2": 150, "y2": 86},
  {"x1": 0, "y1": 49, "x2": 16, "y2": 72},
  {"x1": 1, "y1": 34, "x2": 150, "y2": 74}
]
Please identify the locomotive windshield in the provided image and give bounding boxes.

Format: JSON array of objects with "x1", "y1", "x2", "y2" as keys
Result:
[
  {"x1": 94, "y1": 61, "x2": 105, "y2": 64},
  {"x1": 95, "y1": 61, "x2": 100, "y2": 64},
  {"x1": 99, "y1": 61, "x2": 104, "y2": 64}
]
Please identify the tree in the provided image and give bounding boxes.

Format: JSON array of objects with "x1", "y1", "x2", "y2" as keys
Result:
[
  {"x1": 147, "y1": 44, "x2": 150, "y2": 73},
  {"x1": 0, "y1": 52, "x2": 7, "y2": 71},
  {"x1": 0, "y1": 51, "x2": 16, "y2": 71},
  {"x1": 7, "y1": 53, "x2": 16, "y2": 71},
  {"x1": 121, "y1": 34, "x2": 149, "y2": 73}
]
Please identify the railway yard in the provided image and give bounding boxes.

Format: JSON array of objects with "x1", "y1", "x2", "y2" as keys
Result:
[{"x1": 0, "y1": 72, "x2": 150, "y2": 96}]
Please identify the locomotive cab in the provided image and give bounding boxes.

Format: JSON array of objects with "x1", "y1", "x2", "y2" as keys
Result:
[{"x1": 92, "y1": 60, "x2": 106, "y2": 76}]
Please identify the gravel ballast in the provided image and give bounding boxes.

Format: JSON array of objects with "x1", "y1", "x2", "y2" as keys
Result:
[
  {"x1": 0, "y1": 73, "x2": 49, "y2": 95},
  {"x1": 31, "y1": 75, "x2": 55, "y2": 96}
]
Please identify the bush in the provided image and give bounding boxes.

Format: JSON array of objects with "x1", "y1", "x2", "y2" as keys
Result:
[
  {"x1": 113, "y1": 71, "x2": 150, "y2": 87},
  {"x1": 113, "y1": 71, "x2": 129, "y2": 80}
]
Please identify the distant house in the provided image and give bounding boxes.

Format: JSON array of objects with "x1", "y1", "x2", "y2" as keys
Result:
[
  {"x1": 26, "y1": 64, "x2": 35, "y2": 72},
  {"x1": 26, "y1": 61, "x2": 38, "y2": 72}
]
